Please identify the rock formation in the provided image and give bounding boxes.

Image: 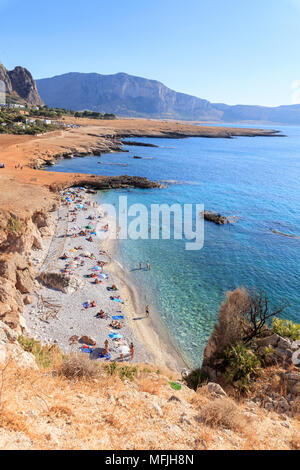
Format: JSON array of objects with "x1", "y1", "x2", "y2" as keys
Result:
[
  {"x1": 0, "y1": 320, "x2": 37, "y2": 369},
  {"x1": 0, "y1": 61, "x2": 43, "y2": 105}
]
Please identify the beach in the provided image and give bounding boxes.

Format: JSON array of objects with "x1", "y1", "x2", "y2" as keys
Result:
[{"x1": 23, "y1": 186, "x2": 184, "y2": 370}]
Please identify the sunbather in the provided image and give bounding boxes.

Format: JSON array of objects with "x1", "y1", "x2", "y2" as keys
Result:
[{"x1": 96, "y1": 310, "x2": 106, "y2": 319}]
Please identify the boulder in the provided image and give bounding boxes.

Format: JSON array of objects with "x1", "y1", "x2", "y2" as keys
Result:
[
  {"x1": 277, "y1": 397, "x2": 290, "y2": 413},
  {"x1": 37, "y1": 272, "x2": 84, "y2": 294},
  {"x1": 277, "y1": 337, "x2": 293, "y2": 350},
  {"x1": 0, "y1": 320, "x2": 18, "y2": 343},
  {"x1": 79, "y1": 336, "x2": 96, "y2": 346},
  {"x1": 0, "y1": 343, "x2": 37, "y2": 369},
  {"x1": 281, "y1": 371, "x2": 300, "y2": 396},
  {"x1": 292, "y1": 349, "x2": 300, "y2": 366},
  {"x1": 291, "y1": 340, "x2": 300, "y2": 351},
  {"x1": 16, "y1": 268, "x2": 34, "y2": 294},
  {"x1": 32, "y1": 210, "x2": 49, "y2": 229},
  {"x1": 24, "y1": 295, "x2": 34, "y2": 305},
  {"x1": 207, "y1": 382, "x2": 227, "y2": 397},
  {"x1": 255, "y1": 334, "x2": 280, "y2": 348},
  {"x1": 273, "y1": 347, "x2": 293, "y2": 362}
]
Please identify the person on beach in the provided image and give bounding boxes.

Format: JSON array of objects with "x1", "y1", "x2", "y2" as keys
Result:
[
  {"x1": 139, "y1": 262, "x2": 142, "y2": 270},
  {"x1": 145, "y1": 305, "x2": 150, "y2": 317},
  {"x1": 130, "y1": 342, "x2": 134, "y2": 360},
  {"x1": 96, "y1": 309, "x2": 105, "y2": 318}
]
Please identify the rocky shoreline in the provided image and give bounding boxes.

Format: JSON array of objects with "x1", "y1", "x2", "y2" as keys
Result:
[{"x1": 0, "y1": 118, "x2": 283, "y2": 345}]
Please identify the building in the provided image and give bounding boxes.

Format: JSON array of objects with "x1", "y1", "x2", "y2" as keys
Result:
[{"x1": 8, "y1": 103, "x2": 25, "y2": 109}]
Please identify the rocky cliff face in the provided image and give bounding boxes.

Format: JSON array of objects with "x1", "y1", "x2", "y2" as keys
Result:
[
  {"x1": 0, "y1": 207, "x2": 54, "y2": 333},
  {"x1": 0, "y1": 61, "x2": 43, "y2": 105}
]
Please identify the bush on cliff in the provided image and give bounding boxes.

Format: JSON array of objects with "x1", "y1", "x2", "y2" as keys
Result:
[
  {"x1": 200, "y1": 287, "x2": 288, "y2": 392},
  {"x1": 202, "y1": 288, "x2": 287, "y2": 367},
  {"x1": 56, "y1": 353, "x2": 100, "y2": 380},
  {"x1": 271, "y1": 317, "x2": 300, "y2": 341},
  {"x1": 18, "y1": 336, "x2": 64, "y2": 369},
  {"x1": 183, "y1": 368, "x2": 209, "y2": 391},
  {"x1": 224, "y1": 342, "x2": 262, "y2": 393}
]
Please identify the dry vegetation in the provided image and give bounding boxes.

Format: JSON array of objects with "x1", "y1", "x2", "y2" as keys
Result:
[{"x1": 0, "y1": 354, "x2": 299, "y2": 450}]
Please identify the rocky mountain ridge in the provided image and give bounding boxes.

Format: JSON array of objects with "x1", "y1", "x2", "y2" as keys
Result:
[
  {"x1": 37, "y1": 71, "x2": 300, "y2": 124},
  {"x1": 0, "y1": 62, "x2": 43, "y2": 106}
]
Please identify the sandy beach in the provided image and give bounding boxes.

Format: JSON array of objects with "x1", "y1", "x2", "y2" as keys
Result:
[{"x1": 23, "y1": 186, "x2": 184, "y2": 370}]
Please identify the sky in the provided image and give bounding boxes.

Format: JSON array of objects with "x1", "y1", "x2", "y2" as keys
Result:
[{"x1": 1, "y1": 0, "x2": 300, "y2": 106}]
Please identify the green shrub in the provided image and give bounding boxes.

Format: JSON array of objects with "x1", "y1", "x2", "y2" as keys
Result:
[
  {"x1": 224, "y1": 342, "x2": 261, "y2": 393},
  {"x1": 119, "y1": 365, "x2": 138, "y2": 381},
  {"x1": 271, "y1": 317, "x2": 300, "y2": 341},
  {"x1": 183, "y1": 368, "x2": 209, "y2": 391},
  {"x1": 103, "y1": 362, "x2": 138, "y2": 381},
  {"x1": 18, "y1": 336, "x2": 64, "y2": 368},
  {"x1": 7, "y1": 217, "x2": 22, "y2": 233},
  {"x1": 104, "y1": 362, "x2": 118, "y2": 376}
]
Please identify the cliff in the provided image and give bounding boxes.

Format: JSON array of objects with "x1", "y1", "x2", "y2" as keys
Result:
[{"x1": 0, "y1": 62, "x2": 43, "y2": 106}]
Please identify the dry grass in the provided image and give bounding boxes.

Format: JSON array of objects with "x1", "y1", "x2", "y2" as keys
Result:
[
  {"x1": 55, "y1": 353, "x2": 100, "y2": 380},
  {"x1": 197, "y1": 397, "x2": 246, "y2": 431},
  {"x1": 0, "y1": 360, "x2": 299, "y2": 450},
  {"x1": 138, "y1": 376, "x2": 166, "y2": 395}
]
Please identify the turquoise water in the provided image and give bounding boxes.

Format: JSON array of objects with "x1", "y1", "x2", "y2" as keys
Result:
[{"x1": 50, "y1": 124, "x2": 300, "y2": 367}]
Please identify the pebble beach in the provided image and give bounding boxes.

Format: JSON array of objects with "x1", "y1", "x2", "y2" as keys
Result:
[{"x1": 23, "y1": 187, "x2": 182, "y2": 369}]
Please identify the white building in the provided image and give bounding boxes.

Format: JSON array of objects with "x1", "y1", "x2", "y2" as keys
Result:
[{"x1": 9, "y1": 103, "x2": 25, "y2": 109}]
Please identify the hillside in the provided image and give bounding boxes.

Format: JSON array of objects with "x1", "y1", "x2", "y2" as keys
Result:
[
  {"x1": 37, "y1": 71, "x2": 300, "y2": 124},
  {"x1": 0, "y1": 62, "x2": 43, "y2": 106},
  {"x1": 36, "y1": 72, "x2": 222, "y2": 121},
  {"x1": 0, "y1": 312, "x2": 299, "y2": 450}
]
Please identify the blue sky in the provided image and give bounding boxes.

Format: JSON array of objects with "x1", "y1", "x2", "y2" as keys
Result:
[{"x1": 1, "y1": 0, "x2": 300, "y2": 106}]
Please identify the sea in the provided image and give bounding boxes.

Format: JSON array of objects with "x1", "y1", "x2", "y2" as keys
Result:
[{"x1": 50, "y1": 123, "x2": 300, "y2": 367}]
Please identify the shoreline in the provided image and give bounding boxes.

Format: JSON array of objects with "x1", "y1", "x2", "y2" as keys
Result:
[
  {"x1": 102, "y1": 235, "x2": 189, "y2": 371},
  {"x1": 23, "y1": 187, "x2": 185, "y2": 371},
  {"x1": 0, "y1": 117, "x2": 283, "y2": 362}
]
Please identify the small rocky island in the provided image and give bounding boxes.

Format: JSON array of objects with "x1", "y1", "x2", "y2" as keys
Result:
[{"x1": 201, "y1": 211, "x2": 237, "y2": 225}]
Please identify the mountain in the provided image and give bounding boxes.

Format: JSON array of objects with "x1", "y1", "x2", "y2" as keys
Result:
[
  {"x1": 0, "y1": 62, "x2": 43, "y2": 106},
  {"x1": 36, "y1": 72, "x2": 222, "y2": 120},
  {"x1": 36, "y1": 71, "x2": 300, "y2": 124},
  {"x1": 214, "y1": 102, "x2": 300, "y2": 125}
]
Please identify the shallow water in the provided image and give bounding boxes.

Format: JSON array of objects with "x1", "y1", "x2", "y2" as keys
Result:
[{"x1": 50, "y1": 124, "x2": 300, "y2": 367}]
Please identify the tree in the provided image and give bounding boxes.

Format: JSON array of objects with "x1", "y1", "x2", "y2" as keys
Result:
[{"x1": 242, "y1": 289, "x2": 287, "y2": 343}]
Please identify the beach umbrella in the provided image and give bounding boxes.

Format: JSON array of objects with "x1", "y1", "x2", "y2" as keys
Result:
[{"x1": 119, "y1": 345, "x2": 130, "y2": 355}]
